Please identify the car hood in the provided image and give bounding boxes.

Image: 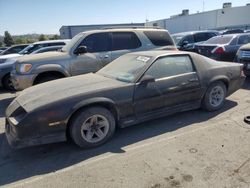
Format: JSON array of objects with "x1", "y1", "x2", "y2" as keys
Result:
[
  {"x1": 15, "y1": 51, "x2": 70, "y2": 64},
  {"x1": 0, "y1": 53, "x2": 21, "y2": 60},
  {"x1": 0, "y1": 59, "x2": 16, "y2": 68},
  {"x1": 239, "y1": 43, "x2": 250, "y2": 50},
  {"x1": 15, "y1": 73, "x2": 126, "y2": 112}
]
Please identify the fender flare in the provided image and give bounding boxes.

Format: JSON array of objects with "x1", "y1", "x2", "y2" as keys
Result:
[
  {"x1": 33, "y1": 64, "x2": 70, "y2": 77},
  {"x1": 67, "y1": 97, "x2": 119, "y2": 123}
]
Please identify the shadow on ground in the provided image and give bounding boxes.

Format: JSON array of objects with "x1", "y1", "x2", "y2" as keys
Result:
[
  {"x1": 0, "y1": 88, "x2": 15, "y2": 118},
  {"x1": 0, "y1": 99, "x2": 237, "y2": 186},
  {"x1": 242, "y1": 77, "x2": 250, "y2": 90}
]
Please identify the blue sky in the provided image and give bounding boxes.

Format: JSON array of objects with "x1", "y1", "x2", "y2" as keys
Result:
[{"x1": 0, "y1": 0, "x2": 249, "y2": 35}]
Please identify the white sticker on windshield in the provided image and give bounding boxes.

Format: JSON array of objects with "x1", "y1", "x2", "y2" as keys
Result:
[{"x1": 136, "y1": 56, "x2": 150, "y2": 62}]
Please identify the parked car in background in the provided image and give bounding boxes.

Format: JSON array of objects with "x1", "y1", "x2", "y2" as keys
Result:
[
  {"x1": 31, "y1": 45, "x2": 63, "y2": 54},
  {"x1": 0, "y1": 47, "x2": 8, "y2": 51},
  {"x1": 0, "y1": 43, "x2": 67, "y2": 91},
  {"x1": 5, "y1": 50, "x2": 245, "y2": 149},
  {"x1": 0, "y1": 40, "x2": 69, "y2": 64},
  {"x1": 11, "y1": 28, "x2": 176, "y2": 90},
  {"x1": 172, "y1": 30, "x2": 219, "y2": 52},
  {"x1": 235, "y1": 43, "x2": 250, "y2": 76},
  {"x1": 0, "y1": 44, "x2": 29, "y2": 56},
  {"x1": 196, "y1": 33, "x2": 250, "y2": 61},
  {"x1": 0, "y1": 47, "x2": 8, "y2": 53},
  {"x1": 220, "y1": 29, "x2": 244, "y2": 35}
]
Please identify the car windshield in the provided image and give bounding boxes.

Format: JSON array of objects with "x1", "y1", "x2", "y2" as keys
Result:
[
  {"x1": 97, "y1": 54, "x2": 152, "y2": 83},
  {"x1": 19, "y1": 44, "x2": 44, "y2": 54},
  {"x1": 61, "y1": 33, "x2": 83, "y2": 52},
  {"x1": 204, "y1": 35, "x2": 233, "y2": 44}
]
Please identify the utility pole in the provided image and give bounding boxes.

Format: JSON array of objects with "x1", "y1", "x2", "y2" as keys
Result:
[{"x1": 202, "y1": 0, "x2": 205, "y2": 12}]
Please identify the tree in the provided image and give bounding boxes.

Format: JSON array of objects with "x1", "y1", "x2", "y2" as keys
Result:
[
  {"x1": 38, "y1": 34, "x2": 47, "y2": 41},
  {"x1": 0, "y1": 41, "x2": 3, "y2": 47},
  {"x1": 49, "y1": 34, "x2": 60, "y2": 40},
  {"x1": 15, "y1": 37, "x2": 27, "y2": 44},
  {"x1": 4, "y1": 31, "x2": 14, "y2": 46}
]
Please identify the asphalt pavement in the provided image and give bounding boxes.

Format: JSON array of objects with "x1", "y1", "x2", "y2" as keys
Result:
[{"x1": 0, "y1": 79, "x2": 250, "y2": 188}]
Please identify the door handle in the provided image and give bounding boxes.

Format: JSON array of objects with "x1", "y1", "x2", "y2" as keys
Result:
[
  {"x1": 100, "y1": 54, "x2": 109, "y2": 59},
  {"x1": 188, "y1": 78, "x2": 198, "y2": 82}
]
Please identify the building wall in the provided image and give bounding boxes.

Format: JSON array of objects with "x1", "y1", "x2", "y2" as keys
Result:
[{"x1": 146, "y1": 5, "x2": 250, "y2": 34}]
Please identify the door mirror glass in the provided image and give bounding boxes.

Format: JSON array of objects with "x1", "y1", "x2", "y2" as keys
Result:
[
  {"x1": 74, "y1": 46, "x2": 87, "y2": 55},
  {"x1": 140, "y1": 75, "x2": 155, "y2": 85}
]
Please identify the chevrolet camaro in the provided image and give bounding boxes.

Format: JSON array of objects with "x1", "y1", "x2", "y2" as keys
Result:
[{"x1": 5, "y1": 51, "x2": 245, "y2": 149}]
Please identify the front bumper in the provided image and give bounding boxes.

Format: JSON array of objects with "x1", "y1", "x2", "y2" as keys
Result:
[
  {"x1": 5, "y1": 118, "x2": 66, "y2": 149},
  {"x1": 10, "y1": 71, "x2": 36, "y2": 90}
]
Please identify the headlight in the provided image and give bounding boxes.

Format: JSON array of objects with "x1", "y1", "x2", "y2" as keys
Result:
[{"x1": 16, "y1": 64, "x2": 32, "y2": 73}]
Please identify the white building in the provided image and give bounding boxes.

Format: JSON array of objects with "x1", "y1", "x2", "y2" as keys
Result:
[{"x1": 146, "y1": 3, "x2": 250, "y2": 34}]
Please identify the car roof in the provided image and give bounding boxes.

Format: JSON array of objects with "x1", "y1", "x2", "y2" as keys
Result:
[
  {"x1": 240, "y1": 43, "x2": 250, "y2": 50},
  {"x1": 128, "y1": 50, "x2": 190, "y2": 58},
  {"x1": 7, "y1": 44, "x2": 29, "y2": 48},
  {"x1": 221, "y1": 33, "x2": 250, "y2": 37},
  {"x1": 33, "y1": 39, "x2": 70, "y2": 45},
  {"x1": 79, "y1": 28, "x2": 169, "y2": 35}
]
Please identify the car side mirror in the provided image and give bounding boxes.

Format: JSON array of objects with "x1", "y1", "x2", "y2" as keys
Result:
[
  {"x1": 74, "y1": 46, "x2": 87, "y2": 55},
  {"x1": 181, "y1": 41, "x2": 189, "y2": 47},
  {"x1": 140, "y1": 75, "x2": 155, "y2": 85}
]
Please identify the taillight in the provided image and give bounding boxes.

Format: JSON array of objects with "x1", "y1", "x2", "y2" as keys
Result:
[{"x1": 213, "y1": 47, "x2": 225, "y2": 54}]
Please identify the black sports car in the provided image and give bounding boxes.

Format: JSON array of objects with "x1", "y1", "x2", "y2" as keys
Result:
[{"x1": 5, "y1": 51, "x2": 245, "y2": 149}]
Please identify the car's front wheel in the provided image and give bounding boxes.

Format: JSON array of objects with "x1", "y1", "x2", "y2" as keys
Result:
[
  {"x1": 2, "y1": 74, "x2": 15, "y2": 91},
  {"x1": 202, "y1": 81, "x2": 227, "y2": 111},
  {"x1": 70, "y1": 107, "x2": 116, "y2": 148}
]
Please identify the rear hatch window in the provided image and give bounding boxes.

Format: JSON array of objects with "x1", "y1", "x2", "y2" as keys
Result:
[
  {"x1": 143, "y1": 31, "x2": 174, "y2": 46},
  {"x1": 204, "y1": 35, "x2": 233, "y2": 45}
]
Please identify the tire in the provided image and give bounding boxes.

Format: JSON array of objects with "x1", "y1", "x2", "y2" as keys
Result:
[
  {"x1": 2, "y1": 74, "x2": 15, "y2": 91},
  {"x1": 70, "y1": 107, "x2": 116, "y2": 148},
  {"x1": 202, "y1": 81, "x2": 227, "y2": 111},
  {"x1": 244, "y1": 116, "x2": 250, "y2": 124},
  {"x1": 35, "y1": 75, "x2": 60, "y2": 85}
]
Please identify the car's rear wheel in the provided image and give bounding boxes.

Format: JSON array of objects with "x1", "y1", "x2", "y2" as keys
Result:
[
  {"x1": 2, "y1": 74, "x2": 15, "y2": 91},
  {"x1": 202, "y1": 81, "x2": 226, "y2": 111},
  {"x1": 70, "y1": 107, "x2": 116, "y2": 148}
]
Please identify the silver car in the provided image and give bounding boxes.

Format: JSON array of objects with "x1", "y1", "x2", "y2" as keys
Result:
[{"x1": 11, "y1": 28, "x2": 176, "y2": 90}]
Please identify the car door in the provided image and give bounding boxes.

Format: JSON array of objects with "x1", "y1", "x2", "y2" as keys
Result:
[
  {"x1": 110, "y1": 32, "x2": 142, "y2": 61},
  {"x1": 134, "y1": 55, "x2": 201, "y2": 118},
  {"x1": 70, "y1": 32, "x2": 112, "y2": 76}
]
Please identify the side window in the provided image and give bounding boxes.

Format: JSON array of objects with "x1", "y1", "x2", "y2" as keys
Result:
[
  {"x1": 48, "y1": 42, "x2": 65, "y2": 46},
  {"x1": 80, "y1": 33, "x2": 111, "y2": 53},
  {"x1": 206, "y1": 33, "x2": 217, "y2": 39},
  {"x1": 9, "y1": 47, "x2": 21, "y2": 53},
  {"x1": 194, "y1": 33, "x2": 207, "y2": 42},
  {"x1": 237, "y1": 35, "x2": 250, "y2": 45},
  {"x1": 145, "y1": 56, "x2": 194, "y2": 79},
  {"x1": 182, "y1": 35, "x2": 194, "y2": 44},
  {"x1": 143, "y1": 31, "x2": 174, "y2": 46},
  {"x1": 112, "y1": 32, "x2": 141, "y2": 51}
]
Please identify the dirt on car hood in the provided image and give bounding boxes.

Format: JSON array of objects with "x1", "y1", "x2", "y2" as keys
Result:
[
  {"x1": 15, "y1": 51, "x2": 70, "y2": 64},
  {"x1": 15, "y1": 73, "x2": 125, "y2": 112}
]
